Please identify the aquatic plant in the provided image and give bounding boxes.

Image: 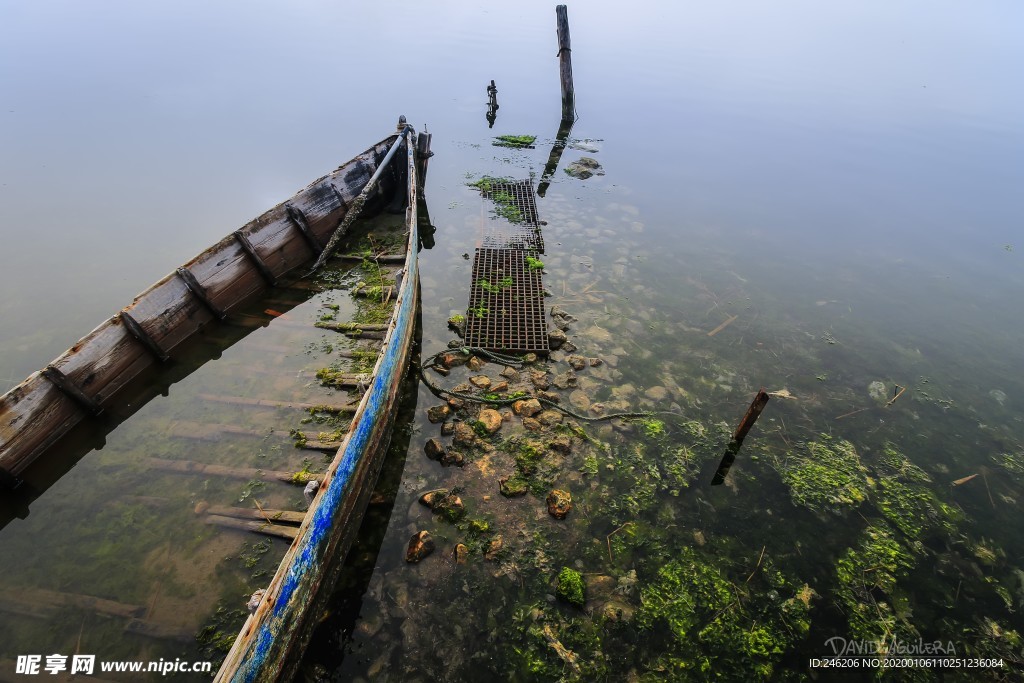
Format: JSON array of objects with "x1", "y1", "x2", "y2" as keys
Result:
[
  {"x1": 834, "y1": 524, "x2": 917, "y2": 647},
  {"x1": 525, "y1": 256, "x2": 544, "y2": 271},
  {"x1": 776, "y1": 436, "x2": 869, "y2": 515},
  {"x1": 637, "y1": 547, "x2": 811, "y2": 680},
  {"x1": 556, "y1": 567, "x2": 585, "y2": 606},
  {"x1": 492, "y1": 134, "x2": 537, "y2": 148}
]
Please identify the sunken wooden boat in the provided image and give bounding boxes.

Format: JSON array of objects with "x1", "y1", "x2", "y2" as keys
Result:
[{"x1": 0, "y1": 118, "x2": 426, "y2": 502}]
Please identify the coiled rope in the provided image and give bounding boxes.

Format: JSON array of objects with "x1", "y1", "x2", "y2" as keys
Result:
[{"x1": 419, "y1": 346, "x2": 660, "y2": 423}]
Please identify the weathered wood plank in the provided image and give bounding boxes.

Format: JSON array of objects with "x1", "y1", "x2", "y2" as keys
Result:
[
  {"x1": 145, "y1": 457, "x2": 318, "y2": 485},
  {"x1": 205, "y1": 514, "x2": 299, "y2": 540},
  {"x1": 196, "y1": 394, "x2": 356, "y2": 413},
  {"x1": 204, "y1": 506, "x2": 306, "y2": 525}
]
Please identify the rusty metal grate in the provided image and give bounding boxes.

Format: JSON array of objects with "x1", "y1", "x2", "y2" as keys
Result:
[
  {"x1": 463, "y1": 248, "x2": 549, "y2": 355},
  {"x1": 482, "y1": 179, "x2": 540, "y2": 226}
]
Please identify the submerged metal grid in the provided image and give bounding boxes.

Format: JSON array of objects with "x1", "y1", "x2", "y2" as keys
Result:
[
  {"x1": 480, "y1": 177, "x2": 543, "y2": 252},
  {"x1": 481, "y1": 225, "x2": 544, "y2": 253},
  {"x1": 483, "y1": 179, "x2": 540, "y2": 226},
  {"x1": 463, "y1": 248, "x2": 549, "y2": 355}
]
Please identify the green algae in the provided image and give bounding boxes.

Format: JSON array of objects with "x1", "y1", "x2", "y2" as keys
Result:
[
  {"x1": 834, "y1": 524, "x2": 916, "y2": 646},
  {"x1": 777, "y1": 436, "x2": 869, "y2": 514},
  {"x1": 637, "y1": 547, "x2": 811, "y2": 680},
  {"x1": 492, "y1": 134, "x2": 536, "y2": 148}
]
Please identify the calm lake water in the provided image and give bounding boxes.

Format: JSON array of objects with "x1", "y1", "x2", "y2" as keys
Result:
[{"x1": 2, "y1": 1, "x2": 1024, "y2": 680}]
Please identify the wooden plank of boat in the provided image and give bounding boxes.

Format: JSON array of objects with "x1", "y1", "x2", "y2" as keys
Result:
[
  {"x1": 0, "y1": 131, "x2": 402, "y2": 487},
  {"x1": 214, "y1": 123, "x2": 424, "y2": 683}
]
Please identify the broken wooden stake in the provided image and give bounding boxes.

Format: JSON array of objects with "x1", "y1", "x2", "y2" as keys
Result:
[
  {"x1": 555, "y1": 5, "x2": 575, "y2": 123},
  {"x1": 733, "y1": 388, "x2": 771, "y2": 444}
]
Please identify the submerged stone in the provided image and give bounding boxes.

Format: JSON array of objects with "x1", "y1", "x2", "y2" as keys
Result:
[
  {"x1": 406, "y1": 531, "x2": 435, "y2": 563},
  {"x1": 477, "y1": 409, "x2": 503, "y2": 434},
  {"x1": 427, "y1": 405, "x2": 450, "y2": 423},
  {"x1": 424, "y1": 438, "x2": 445, "y2": 460},
  {"x1": 547, "y1": 489, "x2": 573, "y2": 519}
]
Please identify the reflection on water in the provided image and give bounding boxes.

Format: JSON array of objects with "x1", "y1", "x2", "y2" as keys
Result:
[{"x1": 3, "y1": 0, "x2": 1024, "y2": 680}]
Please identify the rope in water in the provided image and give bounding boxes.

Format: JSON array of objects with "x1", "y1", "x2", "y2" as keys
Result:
[{"x1": 418, "y1": 346, "x2": 658, "y2": 423}]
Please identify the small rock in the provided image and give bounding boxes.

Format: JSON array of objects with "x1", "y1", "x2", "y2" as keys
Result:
[
  {"x1": 523, "y1": 353, "x2": 538, "y2": 364},
  {"x1": 513, "y1": 398, "x2": 543, "y2": 417},
  {"x1": 500, "y1": 476, "x2": 529, "y2": 497},
  {"x1": 441, "y1": 352, "x2": 468, "y2": 369},
  {"x1": 484, "y1": 535, "x2": 504, "y2": 561},
  {"x1": 447, "y1": 398, "x2": 466, "y2": 410},
  {"x1": 247, "y1": 589, "x2": 266, "y2": 614},
  {"x1": 547, "y1": 489, "x2": 573, "y2": 519},
  {"x1": 418, "y1": 489, "x2": 448, "y2": 509},
  {"x1": 586, "y1": 575, "x2": 617, "y2": 601},
  {"x1": 589, "y1": 357, "x2": 603, "y2": 367},
  {"x1": 548, "y1": 329, "x2": 568, "y2": 350},
  {"x1": 601, "y1": 599, "x2": 636, "y2": 623},
  {"x1": 501, "y1": 410, "x2": 514, "y2": 422},
  {"x1": 562, "y1": 340, "x2": 578, "y2": 353},
  {"x1": 452, "y1": 383, "x2": 473, "y2": 394},
  {"x1": 568, "y1": 390, "x2": 591, "y2": 413},
  {"x1": 406, "y1": 531, "x2": 435, "y2": 563},
  {"x1": 548, "y1": 434, "x2": 572, "y2": 453},
  {"x1": 644, "y1": 386, "x2": 669, "y2": 401},
  {"x1": 427, "y1": 405, "x2": 450, "y2": 423},
  {"x1": 441, "y1": 422, "x2": 455, "y2": 436},
  {"x1": 565, "y1": 157, "x2": 604, "y2": 179},
  {"x1": 469, "y1": 375, "x2": 492, "y2": 390},
  {"x1": 424, "y1": 438, "x2": 445, "y2": 460},
  {"x1": 567, "y1": 355, "x2": 587, "y2": 371},
  {"x1": 522, "y1": 417, "x2": 542, "y2": 431},
  {"x1": 491, "y1": 381, "x2": 509, "y2": 392},
  {"x1": 454, "y1": 543, "x2": 469, "y2": 565},
  {"x1": 478, "y1": 409, "x2": 503, "y2": 434},
  {"x1": 552, "y1": 371, "x2": 577, "y2": 390},
  {"x1": 431, "y1": 365, "x2": 450, "y2": 377},
  {"x1": 537, "y1": 410, "x2": 563, "y2": 427},
  {"x1": 500, "y1": 367, "x2": 520, "y2": 382},
  {"x1": 194, "y1": 501, "x2": 210, "y2": 516},
  {"x1": 868, "y1": 380, "x2": 888, "y2": 402},
  {"x1": 538, "y1": 391, "x2": 560, "y2": 403},
  {"x1": 453, "y1": 423, "x2": 476, "y2": 446},
  {"x1": 530, "y1": 371, "x2": 551, "y2": 391},
  {"x1": 467, "y1": 355, "x2": 486, "y2": 371},
  {"x1": 441, "y1": 449, "x2": 465, "y2": 467}
]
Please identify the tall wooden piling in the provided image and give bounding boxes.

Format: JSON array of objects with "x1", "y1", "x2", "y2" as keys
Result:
[{"x1": 556, "y1": 5, "x2": 575, "y2": 122}]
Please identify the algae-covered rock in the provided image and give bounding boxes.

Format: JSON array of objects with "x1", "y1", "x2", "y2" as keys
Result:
[
  {"x1": 547, "y1": 489, "x2": 573, "y2": 519},
  {"x1": 777, "y1": 436, "x2": 869, "y2": 515},
  {"x1": 565, "y1": 157, "x2": 604, "y2": 180},
  {"x1": 556, "y1": 567, "x2": 586, "y2": 606},
  {"x1": 868, "y1": 380, "x2": 888, "y2": 402}
]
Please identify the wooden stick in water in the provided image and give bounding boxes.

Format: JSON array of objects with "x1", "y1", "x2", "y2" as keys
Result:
[
  {"x1": 733, "y1": 389, "x2": 770, "y2": 444},
  {"x1": 707, "y1": 315, "x2": 738, "y2": 337}
]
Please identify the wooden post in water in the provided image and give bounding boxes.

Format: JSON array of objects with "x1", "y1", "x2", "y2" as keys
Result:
[
  {"x1": 556, "y1": 5, "x2": 575, "y2": 123},
  {"x1": 733, "y1": 388, "x2": 770, "y2": 444}
]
